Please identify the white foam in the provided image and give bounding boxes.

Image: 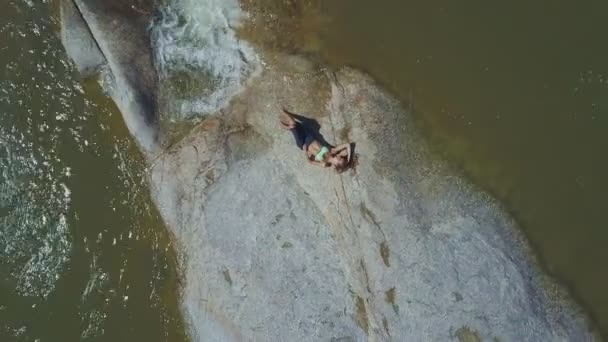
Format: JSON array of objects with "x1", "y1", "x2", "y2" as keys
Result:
[{"x1": 151, "y1": 0, "x2": 259, "y2": 119}]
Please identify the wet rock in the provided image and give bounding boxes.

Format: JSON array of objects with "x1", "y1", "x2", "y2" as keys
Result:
[
  {"x1": 59, "y1": 0, "x2": 159, "y2": 153},
  {"x1": 59, "y1": 0, "x2": 105, "y2": 77}
]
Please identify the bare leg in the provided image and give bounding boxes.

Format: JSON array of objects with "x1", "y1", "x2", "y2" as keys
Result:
[{"x1": 279, "y1": 109, "x2": 296, "y2": 129}]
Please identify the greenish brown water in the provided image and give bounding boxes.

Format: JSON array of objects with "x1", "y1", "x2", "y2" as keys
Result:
[
  {"x1": 317, "y1": 0, "x2": 608, "y2": 336},
  {"x1": 0, "y1": 2, "x2": 186, "y2": 341}
]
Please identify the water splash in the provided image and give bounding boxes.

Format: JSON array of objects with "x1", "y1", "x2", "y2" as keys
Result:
[{"x1": 151, "y1": 0, "x2": 259, "y2": 120}]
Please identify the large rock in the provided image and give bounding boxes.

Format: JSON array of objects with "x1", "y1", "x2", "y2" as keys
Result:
[
  {"x1": 60, "y1": 0, "x2": 160, "y2": 153},
  {"x1": 59, "y1": 0, "x2": 106, "y2": 77},
  {"x1": 149, "y1": 54, "x2": 595, "y2": 341},
  {"x1": 59, "y1": 1, "x2": 598, "y2": 341}
]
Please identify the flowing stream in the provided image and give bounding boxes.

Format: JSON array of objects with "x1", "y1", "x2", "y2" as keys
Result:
[{"x1": 0, "y1": 2, "x2": 185, "y2": 340}]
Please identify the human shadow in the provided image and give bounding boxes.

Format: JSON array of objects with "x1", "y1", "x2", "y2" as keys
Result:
[{"x1": 282, "y1": 108, "x2": 332, "y2": 148}]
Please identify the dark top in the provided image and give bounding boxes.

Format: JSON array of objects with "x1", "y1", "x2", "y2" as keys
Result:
[{"x1": 290, "y1": 123, "x2": 318, "y2": 150}]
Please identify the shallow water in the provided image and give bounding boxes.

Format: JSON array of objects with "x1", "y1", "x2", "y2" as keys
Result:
[
  {"x1": 0, "y1": 2, "x2": 186, "y2": 340},
  {"x1": 317, "y1": 0, "x2": 608, "y2": 336}
]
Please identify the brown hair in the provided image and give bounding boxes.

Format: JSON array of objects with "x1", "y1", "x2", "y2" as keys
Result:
[{"x1": 334, "y1": 154, "x2": 358, "y2": 174}]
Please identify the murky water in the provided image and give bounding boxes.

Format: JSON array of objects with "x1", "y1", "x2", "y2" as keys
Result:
[
  {"x1": 316, "y1": 0, "x2": 608, "y2": 336},
  {"x1": 0, "y1": 1, "x2": 186, "y2": 340}
]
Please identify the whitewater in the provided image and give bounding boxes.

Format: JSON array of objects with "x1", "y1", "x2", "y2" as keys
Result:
[{"x1": 150, "y1": 0, "x2": 259, "y2": 120}]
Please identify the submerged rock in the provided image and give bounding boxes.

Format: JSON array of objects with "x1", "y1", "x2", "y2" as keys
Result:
[{"x1": 59, "y1": 1, "x2": 598, "y2": 341}]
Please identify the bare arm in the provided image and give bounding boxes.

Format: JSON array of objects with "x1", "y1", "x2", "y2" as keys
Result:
[
  {"x1": 307, "y1": 156, "x2": 329, "y2": 167},
  {"x1": 331, "y1": 143, "x2": 349, "y2": 154},
  {"x1": 331, "y1": 144, "x2": 352, "y2": 161}
]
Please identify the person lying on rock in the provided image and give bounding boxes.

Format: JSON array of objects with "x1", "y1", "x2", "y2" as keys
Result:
[{"x1": 280, "y1": 108, "x2": 353, "y2": 172}]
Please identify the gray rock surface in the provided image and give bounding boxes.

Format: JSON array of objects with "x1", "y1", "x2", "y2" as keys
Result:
[
  {"x1": 149, "y1": 54, "x2": 595, "y2": 341},
  {"x1": 59, "y1": 1, "x2": 598, "y2": 341}
]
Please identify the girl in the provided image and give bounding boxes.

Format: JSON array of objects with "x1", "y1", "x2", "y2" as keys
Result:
[{"x1": 279, "y1": 109, "x2": 353, "y2": 172}]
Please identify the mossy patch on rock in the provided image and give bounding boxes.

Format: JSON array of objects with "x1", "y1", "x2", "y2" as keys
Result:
[
  {"x1": 385, "y1": 287, "x2": 398, "y2": 315},
  {"x1": 454, "y1": 326, "x2": 482, "y2": 342},
  {"x1": 354, "y1": 295, "x2": 369, "y2": 335},
  {"x1": 380, "y1": 242, "x2": 390, "y2": 267}
]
